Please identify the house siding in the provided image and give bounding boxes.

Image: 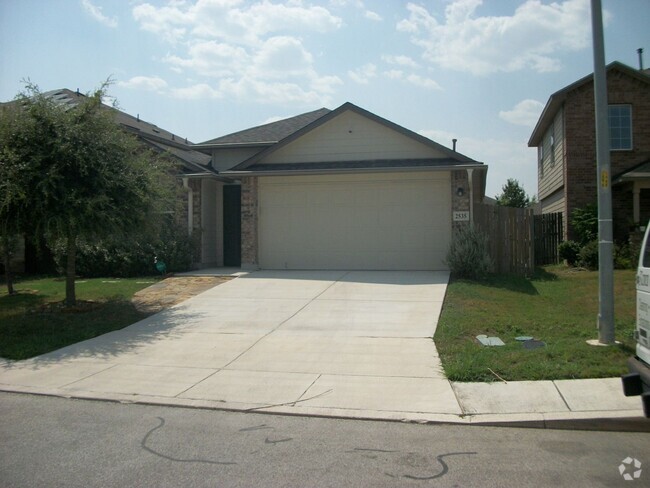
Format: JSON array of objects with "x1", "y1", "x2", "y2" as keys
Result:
[
  {"x1": 563, "y1": 68, "x2": 650, "y2": 240},
  {"x1": 541, "y1": 188, "x2": 565, "y2": 214},
  {"x1": 538, "y1": 107, "x2": 565, "y2": 201},
  {"x1": 211, "y1": 147, "x2": 266, "y2": 172},
  {"x1": 261, "y1": 111, "x2": 447, "y2": 164},
  {"x1": 200, "y1": 180, "x2": 224, "y2": 267}
]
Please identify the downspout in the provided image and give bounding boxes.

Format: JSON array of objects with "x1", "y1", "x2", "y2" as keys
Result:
[
  {"x1": 467, "y1": 168, "x2": 474, "y2": 227},
  {"x1": 182, "y1": 177, "x2": 193, "y2": 236}
]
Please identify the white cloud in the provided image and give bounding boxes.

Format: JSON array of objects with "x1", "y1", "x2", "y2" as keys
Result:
[
  {"x1": 170, "y1": 83, "x2": 222, "y2": 100},
  {"x1": 364, "y1": 10, "x2": 382, "y2": 22},
  {"x1": 405, "y1": 74, "x2": 441, "y2": 90},
  {"x1": 397, "y1": 0, "x2": 596, "y2": 75},
  {"x1": 499, "y1": 99, "x2": 545, "y2": 127},
  {"x1": 382, "y1": 54, "x2": 419, "y2": 68},
  {"x1": 81, "y1": 0, "x2": 118, "y2": 28},
  {"x1": 419, "y1": 128, "x2": 538, "y2": 198},
  {"x1": 165, "y1": 41, "x2": 250, "y2": 77},
  {"x1": 131, "y1": 1, "x2": 342, "y2": 106},
  {"x1": 251, "y1": 36, "x2": 314, "y2": 79},
  {"x1": 118, "y1": 76, "x2": 168, "y2": 93},
  {"x1": 348, "y1": 63, "x2": 377, "y2": 84},
  {"x1": 381, "y1": 69, "x2": 441, "y2": 90},
  {"x1": 384, "y1": 69, "x2": 403, "y2": 80},
  {"x1": 133, "y1": 0, "x2": 341, "y2": 46}
]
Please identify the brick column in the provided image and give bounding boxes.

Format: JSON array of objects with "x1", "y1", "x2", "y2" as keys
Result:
[
  {"x1": 241, "y1": 176, "x2": 259, "y2": 270},
  {"x1": 451, "y1": 170, "x2": 471, "y2": 235}
]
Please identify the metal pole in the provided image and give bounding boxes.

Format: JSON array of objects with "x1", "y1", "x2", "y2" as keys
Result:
[{"x1": 591, "y1": 0, "x2": 615, "y2": 344}]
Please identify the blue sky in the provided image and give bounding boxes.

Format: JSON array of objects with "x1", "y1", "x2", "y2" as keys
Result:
[{"x1": 1, "y1": 0, "x2": 648, "y2": 197}]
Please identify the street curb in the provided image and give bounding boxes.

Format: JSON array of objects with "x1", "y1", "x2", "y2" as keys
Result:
[{"x1": 1, "y1": 386, "x2": 648, "y2": 432}]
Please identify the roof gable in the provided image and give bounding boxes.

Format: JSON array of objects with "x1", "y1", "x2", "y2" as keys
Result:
[
  {"x1": 528, "y1": 61, "x2": 650, "y2": 146},
  {"x1": 230, "y1": 102, "x2": 476, "y2": 171}
]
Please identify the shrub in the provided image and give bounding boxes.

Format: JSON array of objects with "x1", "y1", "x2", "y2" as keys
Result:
[
  {"x1": 558, "y1": 240, "x2": 581, "y2": 266},
  {"x1": 614, "y1": 243, "x2": 637, "y2": 270},
  {"x1": 577, "y1": 240, "x2": 599, "y2": 270},
  {"x1": 52, "y1": 219, "x2": 197, "y2": 277},
  {"x1": 445, "y1": 225, "x2": 493, "y2": 279},
  {"x1": 571, "y1": 205, "x2": 598, "y2": 245}
]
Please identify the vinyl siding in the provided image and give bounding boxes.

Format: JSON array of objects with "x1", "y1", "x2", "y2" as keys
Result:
[
  {"x1": 541, "y1": 188, "x2": 565, "y2": 214},
  {"x1": 538, "y1": 107, "x2": 564, "y2": 200},
  {"x1": 212, "y1": 147, "x2": 266, "y2": 172},
  {"x1": 261, "y1": 111, "x2": 446, "y2": 164}
]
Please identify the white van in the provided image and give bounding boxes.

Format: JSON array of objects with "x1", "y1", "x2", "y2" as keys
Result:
[{"x1": 622, "y1": 221, "x2": 650, "y2": 417}]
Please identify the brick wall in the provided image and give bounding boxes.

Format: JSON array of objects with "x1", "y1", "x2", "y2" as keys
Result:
[
  {"x1": 240, "y1": 176, "x2": 259, "y2": 269},
  {"x1": 564, "y1": 68, "x2": 650, "y2": 240}
]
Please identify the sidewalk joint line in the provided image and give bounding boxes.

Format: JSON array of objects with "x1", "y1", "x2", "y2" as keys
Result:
[
  {"x1": 552, "y1": 381, "x2": 572, "y2": 411},
  {"x1": 59, "y1": 363, "x2": 119, "y2": 389}
]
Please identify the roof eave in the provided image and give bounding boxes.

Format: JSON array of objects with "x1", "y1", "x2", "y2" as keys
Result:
[
  {"x1": 222, "y1": 163, "x2": 486, "y2": 178},
  {"x1": 192, "y1": 141, "x2": 276, "y2": 149}
]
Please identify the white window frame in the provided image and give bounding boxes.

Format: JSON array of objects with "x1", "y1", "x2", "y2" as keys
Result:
[{"x1": 608, "y1": 104, "x2": 633, "y2": 151}]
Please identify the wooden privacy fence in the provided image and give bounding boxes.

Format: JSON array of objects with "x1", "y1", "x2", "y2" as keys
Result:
[
  {"x1": 473, "y1": 203, "x2": 535, "y2": 276},
  {"x1": 534, "y1": 212, "x2": 563, "y2": 265}
]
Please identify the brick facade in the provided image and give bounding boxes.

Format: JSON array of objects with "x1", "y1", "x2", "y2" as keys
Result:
[
  {"x1": 240, "y1": 176, "x2": 259, "y2": 269},
  {"x1": 563, "y1": 69, "x2": 650, "y2": 240},
  {"x1": 536, "y1": 66, "x2": 650, "y2": 241}
]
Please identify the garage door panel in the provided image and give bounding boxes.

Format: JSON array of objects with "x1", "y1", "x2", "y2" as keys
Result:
[{"x1": 259, "y1": 173, "x2": 450, "y2": 270}]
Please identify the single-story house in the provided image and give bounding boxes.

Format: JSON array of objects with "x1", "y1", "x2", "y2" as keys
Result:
[
  {"x1": 194, "y1": 102, "x2": 487, "y2": 271},
  {"x1": 3, "y1": 91, "x2": 487, "y2": 272}
]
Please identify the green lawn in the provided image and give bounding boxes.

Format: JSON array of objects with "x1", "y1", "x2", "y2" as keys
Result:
[
  {"x1": 0, "y1": 276, "x2": 159, "y2": 360},
  {"x1": 435, "y1": 266, "x2": 637, "y2": 382}
]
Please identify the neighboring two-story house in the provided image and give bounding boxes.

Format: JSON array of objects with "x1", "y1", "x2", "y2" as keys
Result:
[{"x1": 528, "y1": 61, "x2": 650, "y2": 242}]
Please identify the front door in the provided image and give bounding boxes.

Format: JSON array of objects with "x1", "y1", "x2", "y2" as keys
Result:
[{"x1": 223, "y1": 185, "x2": 241, "y2": 267}]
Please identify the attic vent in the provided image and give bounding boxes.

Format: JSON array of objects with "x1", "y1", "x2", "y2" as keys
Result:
[{"x1": 152, "y1": 128, "x2": 160, "y2": 134}]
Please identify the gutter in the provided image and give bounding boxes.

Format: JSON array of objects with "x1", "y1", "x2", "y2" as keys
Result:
[{"x1": 222, "y1": 164, "x2": 487, "y2": 178}]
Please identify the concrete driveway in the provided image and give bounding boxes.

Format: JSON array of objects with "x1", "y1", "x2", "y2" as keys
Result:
[{"x1": 0, "y1": 271, "x2": 462, "y2": 420}]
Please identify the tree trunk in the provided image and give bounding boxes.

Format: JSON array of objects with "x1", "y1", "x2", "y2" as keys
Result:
[
  {"x1": 2, "y1": 247, "x2": 14, "y2": 295},
  {"x1": 65, "y1": 233, "x2": 77, "y2": 307}
]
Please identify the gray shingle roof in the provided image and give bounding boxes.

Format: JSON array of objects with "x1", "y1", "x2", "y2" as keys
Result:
[
  {"x1": 199, "y1": 108, "x2": 331, "y2": 145},
  {"x1": 34, "y1": 89, "x2": 217, "y2": 175}
]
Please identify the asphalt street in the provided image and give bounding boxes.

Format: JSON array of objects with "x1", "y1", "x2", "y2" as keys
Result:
[{"x1": 1, "y1": 392, "x2": 648, "y2": 487}]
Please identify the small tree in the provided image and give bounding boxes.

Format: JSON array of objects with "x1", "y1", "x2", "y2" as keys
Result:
[
  {"x1": 495, "y1": 178, "x2": 532, "y2": 208},
  {"x1": 5, "y1": 82, "x2": 176, "y2": 305},
  {"x1": 0, "y1": 103, "x2": 33, "y2": 295}
]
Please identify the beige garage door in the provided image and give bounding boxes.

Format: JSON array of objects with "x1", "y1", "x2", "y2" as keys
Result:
[{"x1": 258, "y1": 172, "x2": 451, "y2": 270}]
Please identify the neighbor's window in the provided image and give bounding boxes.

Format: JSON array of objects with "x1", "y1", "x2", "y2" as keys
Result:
[
  {"x1": 608, "y1": 104, "x2": 632, "y2": 150},
  {"x1": 550, "y1": 130, "x2": 556, "y2": 166}
]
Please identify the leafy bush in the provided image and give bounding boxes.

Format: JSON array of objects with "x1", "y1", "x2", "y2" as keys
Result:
[
  {"x1": 577, "y1": 240, "x2": 599, "y2": 270},
  {"x1": 52, "y1": 220, "x2": 198, "y2": 277},
  {"x1": 571, "y1": 205, "x2": 598, "y2": 245},
  {"x1": 614, "y1": 243, "x2": 637, "y2": 270},
  {"x1": 558, "y1": 240, "x2": 581, "y2": 266},
  {"x1": 445, "y1": 225, "x2": 493, "y2": 279}
]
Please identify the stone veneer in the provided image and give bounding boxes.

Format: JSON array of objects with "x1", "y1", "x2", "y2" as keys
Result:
[
  {"x1": 240, "y1": 176, "x2": 259, "y2": 269},
  {"x1": 451, "y1": 169, "x2": 471, "y2": 234}
]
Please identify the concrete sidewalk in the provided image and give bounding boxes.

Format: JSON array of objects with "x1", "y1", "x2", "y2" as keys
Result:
[{"x1": 0, "y1": 270, "x2": 646, "y2": 430}]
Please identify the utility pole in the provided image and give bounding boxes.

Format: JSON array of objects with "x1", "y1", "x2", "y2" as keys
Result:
[{"x1": 590, "y1": 0, "x2": 615, "y2": 344}]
